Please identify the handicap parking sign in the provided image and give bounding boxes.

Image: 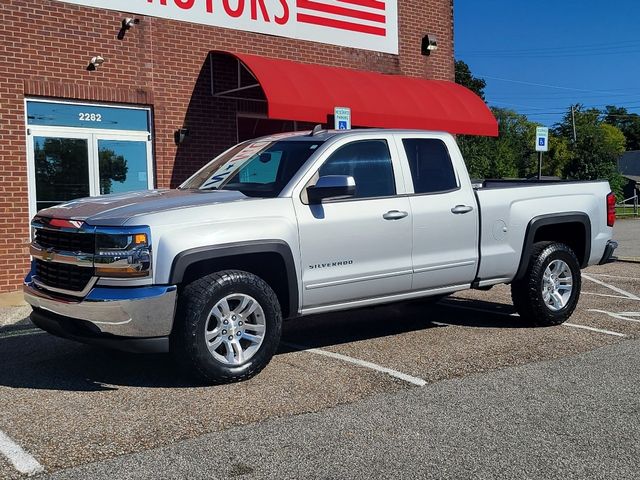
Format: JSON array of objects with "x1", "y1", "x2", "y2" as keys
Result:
[
  {"x1": 535, "y1": 126, "x2": 549, "y2": 152},
  {"x1": 334, "y1": 107, "x2": 351, "y2": 130}
]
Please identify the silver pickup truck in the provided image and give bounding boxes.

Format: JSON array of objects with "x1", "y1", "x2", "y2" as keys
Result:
[{"x1": 24, "y1": 129, "x2": 618, "y2": 383}]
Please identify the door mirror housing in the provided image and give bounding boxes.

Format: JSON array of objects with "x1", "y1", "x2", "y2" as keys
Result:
[{"x1": 307, "y1": 175, "x2": 356, "y2": 203}]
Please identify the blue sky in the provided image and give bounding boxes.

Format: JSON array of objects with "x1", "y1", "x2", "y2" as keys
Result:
[{"x1": 454, "y1": 1, "x2": 640, "y2": 127}]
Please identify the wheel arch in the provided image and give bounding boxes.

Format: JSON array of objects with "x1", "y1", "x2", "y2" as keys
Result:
[
  {"x1": 170, "y1": 240, "x2": 299, "y2": 318},
  {"x1": 514, "y1": 212, "x2": 591, "y2": 282}
]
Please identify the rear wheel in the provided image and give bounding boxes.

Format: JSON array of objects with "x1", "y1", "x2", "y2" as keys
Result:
[
  {"x1": 511, "y1": 242, "x2": 581, "y2": 326},
  {"x1": 172, "y1": 270, "x2": 282, "y2": 384}
]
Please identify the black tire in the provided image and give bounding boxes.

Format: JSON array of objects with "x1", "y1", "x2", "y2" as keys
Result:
[
  {"x1": 171, "y1": 270, "x2": 282, "y2": 384},
  {"x1": 511, "y1": 242, "x2": 581, "y2": 326}
]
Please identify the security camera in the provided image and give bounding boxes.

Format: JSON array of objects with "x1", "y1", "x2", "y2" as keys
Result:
[
  {"x1": 421, "y1": 35, "x2": 438, "y2": 56},
  {"x1": 90, "y1": 56, "x2": 105, "y2": 66},
  {"x1": 122, "y1": 18, "x2": 140, "y2": 29}
]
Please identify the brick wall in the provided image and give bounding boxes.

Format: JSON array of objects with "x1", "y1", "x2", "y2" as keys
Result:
[{"x1": 0, "y1": 0, "x2": 453, "y2": 292}]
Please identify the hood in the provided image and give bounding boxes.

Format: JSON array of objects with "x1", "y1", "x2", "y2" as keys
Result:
[{"x1": 36, "y1": 189, "x2": 249, "y2": 226}]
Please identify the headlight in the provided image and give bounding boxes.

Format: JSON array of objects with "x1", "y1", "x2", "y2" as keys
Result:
[{"x1": 94, "y1": 227, "x2": 151, "y2": 278}]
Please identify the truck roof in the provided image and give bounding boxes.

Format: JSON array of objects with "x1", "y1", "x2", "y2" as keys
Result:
[{"x1": 254, "y1": 128, "x2": 451, "y2": 143}]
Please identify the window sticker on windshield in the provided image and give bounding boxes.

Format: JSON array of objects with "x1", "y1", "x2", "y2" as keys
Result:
[{"x1": 200, "y1": 141, "x2": 270, "y2": 189}]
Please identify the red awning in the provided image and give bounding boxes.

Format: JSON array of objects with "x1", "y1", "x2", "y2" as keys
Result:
[{"x1": 212, "y1": 51, "x2": 498, "y2": 137}]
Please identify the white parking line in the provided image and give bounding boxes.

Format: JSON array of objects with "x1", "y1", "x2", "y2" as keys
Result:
[
  {"x1": 582, "y1": 273, "x2": 640, "y2": 300},
  {"x1": 588, "y1": 309, "x2": 640, "y2": 324},
  {"x1": 282, "y1": 341, "x2": 427, "y2": 387},
  {"x1": 0, "y1": 430, "x2": 44, "y2": 476},
  {"x1": 582, "y1": 292, "x2": 640, "y2": 300},
  {"x1": 563, "y1": 323, "x2": 626, "y2": 337},
  {"x1": 588, "y1": 273, "x2": 640, "y2": 281},
  {"x1": 440, "y1": 301, "x2": 626, "y2": 337},
  {"x1": 0, "y1": 329, "x2": 44, "y2": 340}
]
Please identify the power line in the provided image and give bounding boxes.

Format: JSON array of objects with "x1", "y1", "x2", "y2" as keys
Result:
[{"x1": 457, "y1": 39, "x2": 640, "y2": 55}]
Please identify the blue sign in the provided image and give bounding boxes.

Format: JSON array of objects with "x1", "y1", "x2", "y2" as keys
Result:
[
  {"x1": 538, "y1": 138, "x2": 546, "y2": 147},
  {"x1": 27, "y1": 101, "x2": 150, "y2": 132},
  {"x1": 338, "y1": 121, "x2": 348, "y2": 130}
]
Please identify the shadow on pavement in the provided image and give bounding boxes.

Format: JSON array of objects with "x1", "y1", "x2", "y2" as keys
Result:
[
  {"x1": 280, "y1": 297, "x2": 527, "y2": 352},
  {"x1": 0, "y1": 331, "x2": 201, "y2": 391},
  {"x1": 0, "y1": 297, "x2": 524, "y2": 392}
]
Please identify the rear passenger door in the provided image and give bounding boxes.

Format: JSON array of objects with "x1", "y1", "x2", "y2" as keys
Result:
[
  {"x1": 293, "y1": 137, "x2": 413, "y2": 310},
  {"x1": 397, "y1": 135, "x2": 479, "y2": 290}
]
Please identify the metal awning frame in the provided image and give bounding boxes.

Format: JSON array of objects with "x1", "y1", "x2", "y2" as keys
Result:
[{"x1": 210, "y1": 53, "x2": 266, "y2": 103}]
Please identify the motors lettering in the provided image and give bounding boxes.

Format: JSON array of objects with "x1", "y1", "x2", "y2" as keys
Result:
[{"x1": 147, "y1": 0, "x2": 290, "y2": 25}]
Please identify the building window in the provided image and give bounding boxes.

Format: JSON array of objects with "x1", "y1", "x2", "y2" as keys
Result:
[{"x1": 26, "y1": 100, "x2": 153, "y2": 218}]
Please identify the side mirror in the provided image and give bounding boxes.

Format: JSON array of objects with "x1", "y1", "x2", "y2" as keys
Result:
[{"x1": 307, "y1": 175, "x2": 356, "y2": 203}]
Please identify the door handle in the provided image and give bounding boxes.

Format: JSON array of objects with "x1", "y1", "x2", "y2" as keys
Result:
[
  {"x1": 383, "y1": 210, "x2": 409, "y2": 220},
  {"x1": 451, "y1": 205, "x2": 473, "y2": 214}
]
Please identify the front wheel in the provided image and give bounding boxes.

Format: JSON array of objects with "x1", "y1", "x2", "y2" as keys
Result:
[
  {"x1": 172, "y1": 270, "x2": 282, "y2": 384},
  {"x1": 511, "y1": 242, "x2": 581, "y2": 326}
]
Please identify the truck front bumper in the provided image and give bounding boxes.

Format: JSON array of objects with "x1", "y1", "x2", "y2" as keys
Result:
[{"x1": 24, "y1": 280, "x2": 177, "y2": 353}]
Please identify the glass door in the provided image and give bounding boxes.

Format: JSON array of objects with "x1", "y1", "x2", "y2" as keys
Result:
[
  {"x1": 30, "y1": 133, "x2": 94, "y2": 212},
  {"x1": 26, "y1": 100, "x2": 154, "y2": 220},
  {"x1": 95, "y1": 136, "x2": 153, "y2": 195}
]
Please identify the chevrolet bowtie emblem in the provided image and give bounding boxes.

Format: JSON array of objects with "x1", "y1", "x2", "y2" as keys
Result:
[{"x1": 43, "y1": 249, "x2": 55, "y2": 262}]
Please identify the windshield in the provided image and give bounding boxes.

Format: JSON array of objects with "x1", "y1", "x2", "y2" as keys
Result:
[{"x1": 180, "y1": 139, "x2": 324, "y2": 197}]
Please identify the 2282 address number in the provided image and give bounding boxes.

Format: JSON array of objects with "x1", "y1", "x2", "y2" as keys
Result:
[{"x1": 78, "y1": 113, "x2": 102, "y2": 122}]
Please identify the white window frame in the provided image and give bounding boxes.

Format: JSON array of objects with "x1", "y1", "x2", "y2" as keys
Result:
[{"x1": 24, "y1": 98, "x2": 154, "y2": 221}]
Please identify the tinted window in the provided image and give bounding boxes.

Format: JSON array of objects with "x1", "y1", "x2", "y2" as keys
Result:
[
  {"x1": 319, "y1": 140, "x2": 395, "y2": 199},
  {"x1": 402, "y1": 139, "x2": 458, "y2": 194}
]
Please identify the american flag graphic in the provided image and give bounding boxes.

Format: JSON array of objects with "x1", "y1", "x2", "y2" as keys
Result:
[{"x1": 296, "y1": 0, "x2": 387, "y2": 37}]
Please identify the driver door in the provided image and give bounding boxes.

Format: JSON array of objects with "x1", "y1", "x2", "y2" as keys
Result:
[{"x1": 293, "y1": 137, "x2": 413, "y2": 310}]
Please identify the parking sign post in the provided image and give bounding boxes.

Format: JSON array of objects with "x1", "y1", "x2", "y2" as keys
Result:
[{"x1": 535, "y1": 126, "x2": 549, "y2": 180}]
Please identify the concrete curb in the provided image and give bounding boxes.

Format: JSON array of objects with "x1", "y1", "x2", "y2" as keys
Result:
[{"x1": 0, "y1": 290, "x2": 26, "y2": 308}]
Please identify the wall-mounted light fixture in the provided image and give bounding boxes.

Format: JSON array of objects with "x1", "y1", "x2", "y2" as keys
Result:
[
  {"x1": 87, "y1": 55, "x2": 105, "y2": 71},
  {"x1": 421, "y1": 35, "x2": 438, "y2": 56},
  {"x1": 174, "y1": 128, "x2": 190, "y2": 145},
  {"x1": 118, "y1": 17, "x2": 140, "y2": 40}
]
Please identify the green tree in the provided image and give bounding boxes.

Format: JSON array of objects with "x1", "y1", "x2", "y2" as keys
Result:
[
  {"x1": 458, "y1": 108, "x2": 538, "y2": 179},
  {"x1": 545, "y1": 135, "x2": 573, "y2": 178},
  {"x1": 603, "y1": 105, "x2": 640, "y2": 150},
  {"x1": 553, "y1": 105, "x2": 625, "y2": 197},
  {"x1": 455, "y1": 60, "x2": 486, "y2": 100}
]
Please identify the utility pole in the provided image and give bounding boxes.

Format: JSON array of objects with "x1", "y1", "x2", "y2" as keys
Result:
[{"x1": 571, "y1": 105, "x2": 577, "y2": 143}]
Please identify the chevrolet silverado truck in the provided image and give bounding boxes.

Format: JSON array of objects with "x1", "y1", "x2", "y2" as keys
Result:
[{"x1": 24, "y1": 129, "x2": 618, "y2": 384}]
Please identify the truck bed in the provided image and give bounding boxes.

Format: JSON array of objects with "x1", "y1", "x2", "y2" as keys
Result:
[{"x1": 473, "y1": 180, "x2": 611, "y2": 287}]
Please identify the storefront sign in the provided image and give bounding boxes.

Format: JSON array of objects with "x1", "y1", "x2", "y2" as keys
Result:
[
  {"x1": 26, "y1": 101, "x2": 151, "y2": 132},
  {"x1": 55, "y1": 0, "x2": 398, "y2": 54}
]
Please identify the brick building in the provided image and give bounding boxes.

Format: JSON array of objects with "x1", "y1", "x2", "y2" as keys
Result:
[{"x1": 0, "y1": 0, "x2": 456, "y2": 292}]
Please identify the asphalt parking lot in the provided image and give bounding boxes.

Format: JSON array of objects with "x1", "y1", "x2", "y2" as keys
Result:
[{"x1": 0, "y1": 221, "x2": 639, "y2": 479}]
